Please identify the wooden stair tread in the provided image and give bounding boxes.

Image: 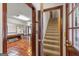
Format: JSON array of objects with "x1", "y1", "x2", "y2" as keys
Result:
[
  {"x1": 45, "y1": 36, "x2": 60, "y2": 39},
  {"x1": 46, "y1": 33, "x2": 60, "y2": 36},
  {"x1": 44, "y1": 39, "x2": 60, "y2": 43},
  {"x1": 46, "y1": 32, "x2": 60, "y2": 35},
  {"x1": 43, "y1": 49, "x2": 60, "y2": 56},
  {"x1": 43, "y1": 44, "x2": 60, "y2": 48},
  {"x1": 46, "y1": 31, "x2": 58, "y2": 32}
]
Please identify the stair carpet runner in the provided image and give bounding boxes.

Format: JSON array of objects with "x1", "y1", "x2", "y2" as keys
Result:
[{"x1": 43, "y1": 19, "x2": 60, "y2": 56}]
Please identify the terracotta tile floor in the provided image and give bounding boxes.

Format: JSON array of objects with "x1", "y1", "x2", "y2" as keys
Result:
[{"x1": 7, "y1": 36, "x2": 32, "y2": 56}]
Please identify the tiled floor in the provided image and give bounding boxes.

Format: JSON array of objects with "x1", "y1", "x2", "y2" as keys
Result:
[{"x1": 7, "y1": 36, "x2": 32, "y2": 56}]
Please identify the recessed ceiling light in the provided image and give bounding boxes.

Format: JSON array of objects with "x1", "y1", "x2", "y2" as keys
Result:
[
  {"x1": 27, "y1": 22, "x2": 32, "y2": 26},
  {"x1": 13, "y1": 14, "x2": 30, "y2": 21}
]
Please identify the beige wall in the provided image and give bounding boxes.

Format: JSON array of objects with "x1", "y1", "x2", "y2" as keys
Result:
[{"x1": 0, "y1": 3, "x2": 3, "y2": 53}]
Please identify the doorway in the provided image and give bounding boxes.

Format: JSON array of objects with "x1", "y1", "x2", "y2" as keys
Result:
[
  {"x1": 38, "y1": 5, "x2": 63, "y2": 56},
  {"x1": 2, "y1": 3, "x2": 36, "y2": 56}
]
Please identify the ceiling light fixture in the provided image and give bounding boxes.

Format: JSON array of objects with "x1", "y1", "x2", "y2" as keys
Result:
[{"x1": 13, "y1": 14, "x2": 30, "y2": 21}]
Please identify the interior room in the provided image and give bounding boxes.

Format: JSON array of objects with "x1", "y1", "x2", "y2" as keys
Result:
[
  {"x1": 0, "y1": 3, "x2": 79, "y2": 56},
  {"x1": 7, "y1": 3, "x2": 32, "y2": 56}
]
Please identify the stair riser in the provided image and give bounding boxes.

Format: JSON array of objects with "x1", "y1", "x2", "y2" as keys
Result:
[
  {"x1": 45, "y1": 35, "x2": 60, "y2": 39},
  {"x1": 48, "y1": 23, "x2": 58, "y2": 25},
  {"x1": 45, "y1": 38, "x2": 60, "y2": 41},
  {"x1": 48, "y1": 24, "x2": 58, "y2": 25},
  {"x1": 44, "y1": 45, "x2": 60, "y2": 50},
  {"x1": 46, "y1": 31, "x2": 58, "y2": 33},
  {"x1": 46, "y1": 31, "x2": 59, "y2": 33},
  {"x1": 44, "y1": 39, "x2": 60, "y2": 42},
  {"x1": 47, "y1": 28, "x2": 58, "y2": 29},
  {"x1": 47, "y1": 26, "x2": 58, "y2": 28},
  {"x1": 45, "y1": 36, "x2": 60, "y2": 39},
  {"x1": 47, "y1": 28, "x2": 58, "y2": 30},
  {"x1": 45, "y1": 34, "x2": 60, "y2": 36},
  {"x1": 43, "y1": 52, "x2": 60, "y2": 56},
  {"x1": 44, "y1": 41, "x2": 60, "y2": 45},
  {"x1": 48, "y1": 25, "x2": 58, "y2": 26},
  {"x1": 46, "y1": 33, "x2": 59, "y2": 35}
]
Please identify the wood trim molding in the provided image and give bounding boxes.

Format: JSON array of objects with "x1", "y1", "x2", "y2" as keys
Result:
[
  {"x1": 72, "y1": 4, "x2": 74, "y2": 46},
  {"x1": 26, "y1": 3, "x2": 36, "y2": 56},
  {"x1": 66, "y1": 3, "x2": 69, "y2": 41},
  {"x1": 43, "y1": 5, "x2": 63, "y2": 12},
  {"x1": 26, "y1": 3, "x2": 35, "y2": 10},
  {"x1": 66, "y1": 3, "x2": 69, "y2": 56},
  {"x1": 38, "y1": 11, "x2": 41, "y2": 56},
  {"x1": 68, "y1": 27, "x2": 79, "y2": 29},
  {"x1": 2, "y1": 3, "x2": 7, "y2": 54},
  {"x1": 60, "y1": 5, "x2": 63, "y2": 56}
]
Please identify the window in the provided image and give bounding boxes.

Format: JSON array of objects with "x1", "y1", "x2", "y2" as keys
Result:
[{"x1": 68, "y1": 3, "x2": 79, "y2": 51}]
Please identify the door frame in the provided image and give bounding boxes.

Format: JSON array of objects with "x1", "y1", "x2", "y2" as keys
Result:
[
  {"x1": 2, "y1": 3, "x2": 36, "y2": 56},
  {"x1": 38, "y1": 5, "x2": 63, "y2": 56},
  {"x1": 66, "y1": 3, "x2": 69, "y2": 55}
]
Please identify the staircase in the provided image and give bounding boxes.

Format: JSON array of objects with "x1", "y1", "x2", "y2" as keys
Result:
[{"x1": 43, "y1": 19, "x2": 60, "y2": 56}]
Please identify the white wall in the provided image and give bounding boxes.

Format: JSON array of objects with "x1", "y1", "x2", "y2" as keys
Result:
[
  {"x1": 0, "y1": 3, "x2": 2, "y2": 53},
  {"x1": 7, "y1": 3, "x2": 32, "y2": 35},
  {"x1": 7, "y1": 3, "x2": 32, "y2": 21},
  {"x1": 7, "y1": 18, "x2": 27, "y2": 35},
  {"x1": 8, "y1": 18, "x2": 26, "y2": 25},
  {"x1": 43, "y1": 11, "x2": 50, "y2": 40}
]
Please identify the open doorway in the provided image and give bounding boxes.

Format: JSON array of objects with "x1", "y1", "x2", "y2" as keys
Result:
[
  {"x1": 3, "y1": 3, "x2": 36, "y2": 56},
  {"x1": 38, "y1": 5, "x2": 63, "y2": 56}
]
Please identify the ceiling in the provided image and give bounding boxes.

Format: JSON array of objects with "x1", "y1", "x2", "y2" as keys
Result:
[
  {"x1": 32, "y1": 3, "x2": 64, "y2": 10},
  {"x1": 7, "y1": 3, "x2": 32, "y2": 22}
]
